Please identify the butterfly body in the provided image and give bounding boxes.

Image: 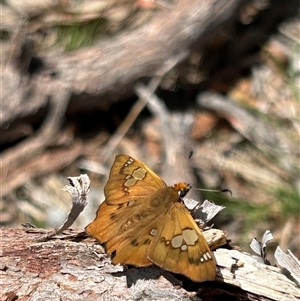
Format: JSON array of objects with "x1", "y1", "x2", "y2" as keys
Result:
[{"x1": 86, "y1": 154, "x2": 216, "y2": 282}]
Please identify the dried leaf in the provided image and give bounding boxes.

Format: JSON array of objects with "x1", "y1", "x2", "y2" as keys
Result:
[
  {"x1": 250, "y1": 230, "x2": 273, "y2": 264},
  {"x1": 184, "y1": 199, "x2": 225, "y2": 227},
  {"x1": 37, "y1": 174, "x2": 90, "y2": 241},
  {"x1": 275, "y1": 246, "x2": 300, "y2": 285}
]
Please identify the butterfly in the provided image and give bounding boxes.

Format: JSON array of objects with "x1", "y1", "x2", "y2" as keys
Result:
[{"x1": 86, "y1": 154, "x2": 216, "y2": 282}]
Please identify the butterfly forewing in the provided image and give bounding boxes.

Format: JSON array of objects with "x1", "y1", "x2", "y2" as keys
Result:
[
  {"x1": 147, "y1": 202, "x2": 216, "y2": 282},
  {"x1": 104, "y1": 154, "x2": 166, "y2": 205}
]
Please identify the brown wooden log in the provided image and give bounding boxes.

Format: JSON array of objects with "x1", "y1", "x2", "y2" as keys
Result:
[{"x1": 1, "y1": 228, "x2": 299, "y2": 300}]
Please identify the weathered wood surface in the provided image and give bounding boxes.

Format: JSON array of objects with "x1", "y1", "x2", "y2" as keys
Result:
[{"x1": 1, "y1": 228, "x2": 299, "y2": 301}]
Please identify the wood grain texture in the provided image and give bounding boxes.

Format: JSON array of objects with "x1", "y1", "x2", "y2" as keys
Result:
[{"x1": 1, "y1": 228, "x2": 299, "y2": 300}]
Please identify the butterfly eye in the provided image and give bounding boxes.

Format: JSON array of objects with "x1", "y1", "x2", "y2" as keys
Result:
[
  {"x1": 178, "y1": 185, "x2": 191, "y2": 197},
  {"x1": 179, "y1": 189, "x2": 187, "y2": 197}
]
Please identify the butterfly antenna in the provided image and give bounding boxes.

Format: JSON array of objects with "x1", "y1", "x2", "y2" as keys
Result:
[
  {"x1": 181, "y1": 151, "x2": 194, "y2": 179},
  {"x1": 192, "y1": 187, "x2": 232, "y2": 196},
  {"x1": 182, "y1": 151, "x2": 232, "y2": 196}
]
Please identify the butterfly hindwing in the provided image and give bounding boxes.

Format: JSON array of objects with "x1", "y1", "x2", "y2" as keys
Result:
[
  {"x1": 86, "y1": 201, "x2": 154, "y2": 266},
  {"x1": 87, "y1": 187, "x2": 175, "y2": 266},
  {"x1": 147, "y1": 202, "x2": 216, "y2": 282},
  {"x1": 104, "y1": 210, "x2": 158, "y2": 266}
]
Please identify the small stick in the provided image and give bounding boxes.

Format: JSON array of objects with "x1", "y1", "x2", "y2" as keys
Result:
[{"x1": 100, "y1": 50, "x2": 188, "y2": 164}]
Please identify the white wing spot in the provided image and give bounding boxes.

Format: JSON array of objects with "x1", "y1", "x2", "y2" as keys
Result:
[
  {"x1": 181, "y1": 244, "x2": 188, "y2": 251},
  {"x1": 132, "y1": 168, "x2": 146, "y2": 180},
  {"x1": 125, "y1": 158, "x2": 134, "y2": 165},
  {"x1": 172, "y1": 229, "x2": 198, "y2": 249},
  {"x1": 127, "y1": 200, "x2": 136, "y2": 206},
  {"x1": 171, "y1": 235, "x2": 183, "y2": 248},
  {"x1": 182, "y1": 229, "x2": 198, "y2": 246},
  {"x1": 150, "y1": 229, "x2": 157, "y2": 236},
  {"x1": 124, "y1": 168, "x2": 147, "y2": 187},
  {"x1": 124, "y1": 178, "x2": 137, "y2": 187}
]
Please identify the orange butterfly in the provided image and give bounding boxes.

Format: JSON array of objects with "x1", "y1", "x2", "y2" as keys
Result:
[{"x1": 86, "y1": 154, "x2": 216, "y2": 282}]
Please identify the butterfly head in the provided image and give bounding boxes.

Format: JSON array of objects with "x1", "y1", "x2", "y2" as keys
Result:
[{"x1": 173, "y1": 182, "x2": 191, "y2": 198}]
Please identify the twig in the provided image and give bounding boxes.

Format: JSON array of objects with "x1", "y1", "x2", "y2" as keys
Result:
[
  {"x1": 134, "y1": 82, "x2": 194, "y2": 181},
  {"x1": 1, "y1": 136, "x2": 82, "y2": 197},
  {"x1": 197, "y1": 92, "x2": 288, "y2": 157},
  {"x1": 197, "y1": 91, "x2": 297, "y2": 175},
  {"x1": 1, "y1": 87, "x2": 70, "y2": 197},
  {"x1": 100, "y1": 50, "x2": 188, "y2": 164}
]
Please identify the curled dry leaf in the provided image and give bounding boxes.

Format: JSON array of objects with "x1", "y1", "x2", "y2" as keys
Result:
[{"x1": 275, "y1": 246, "x2": 300, "y2": 285}]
